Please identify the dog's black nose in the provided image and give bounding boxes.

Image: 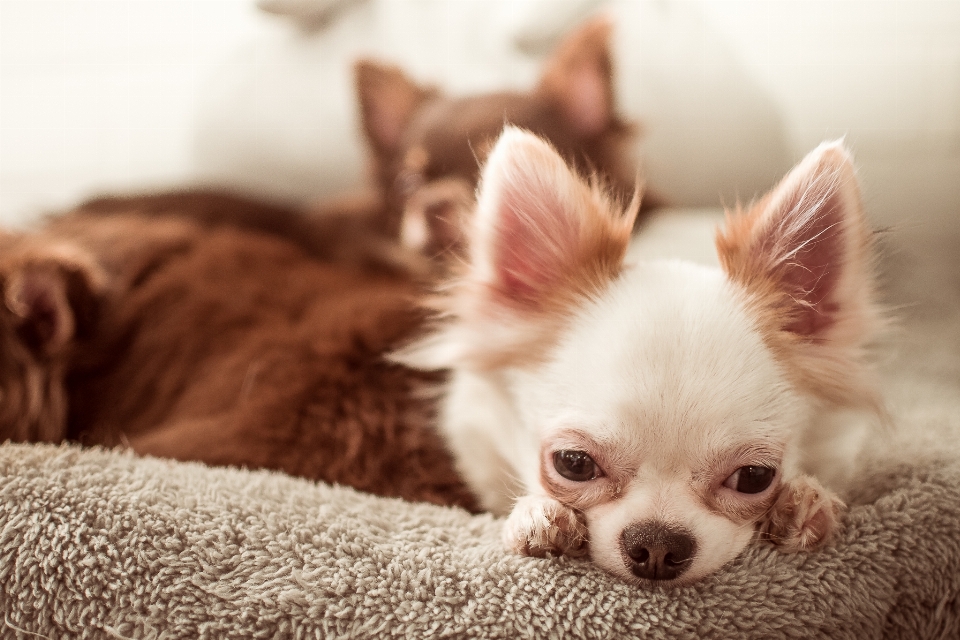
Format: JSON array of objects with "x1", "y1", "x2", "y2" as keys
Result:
[{"x1": 620, "y1": 521, "x2": 697, "y2": 581}]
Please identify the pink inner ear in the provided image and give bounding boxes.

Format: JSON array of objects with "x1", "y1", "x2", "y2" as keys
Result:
[
  {"x1": 492, "y1": 182, "x2": 578, "y2": 307},
  {"x1": 770, "y1": 189, "x2": 845, "y2": 337},
  {"x1": 564, "y1": 64, "x2": 609, "y2": 137}
]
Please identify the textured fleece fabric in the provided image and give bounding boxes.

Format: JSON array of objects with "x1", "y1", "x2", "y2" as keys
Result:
[
  {"x1": 2, "y1": 226, "x2": 959, "y2": 639},
  {"x1": 1, "y1": 443, "x2": 958, "y2": 640}
]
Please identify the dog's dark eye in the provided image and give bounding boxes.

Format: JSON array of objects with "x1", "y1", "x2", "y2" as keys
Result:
[
  {"x1": 723, "y1": 466, "x2": 776, "y2": 494},
  {"x1": 553, "y1": 450, "x2": 599, "y2": 482}
]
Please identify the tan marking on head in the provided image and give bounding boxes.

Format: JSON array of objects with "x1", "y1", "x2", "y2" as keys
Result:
[
  {"x1": 690, "y1": 440, "x2": 785, "y2": 524},
  {"x1": 701, "y1": 474, "x2": 781, "y2": 525}
]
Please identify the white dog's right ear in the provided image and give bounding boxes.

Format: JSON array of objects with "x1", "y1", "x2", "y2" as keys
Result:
[{"x1": 399, "y1": 128, "x2": 635, "y2": 370}]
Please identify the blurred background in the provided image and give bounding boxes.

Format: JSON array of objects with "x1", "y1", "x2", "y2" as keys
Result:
[
  {"x1": 1, "y1": 0, "x2": 959, "y2": 460},
  {"x1": 1, "y1": 0, "x2": 958, "y2": 234}
]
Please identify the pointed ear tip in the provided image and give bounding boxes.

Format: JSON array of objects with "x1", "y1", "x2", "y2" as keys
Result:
[
  {"x1": 810, "y1": 139, "x2": 855, "y2": 166},
  {"x1": 493, "y1": 127, "x2": 548, "y2": 156},
  {"x1": 499, "y1": 125, "x2": 533, "y2": 141},
  {"x1": 554, "y1": 16, "x2": 613, "y2": 61},
  {"x1": 353, "y1": 58, "x2": 376, "y2": 79},
  {"x1": 354, "y1": 59, "x2": 408, "y2": 86},
  {"x1": 579, "y1": 14, "x2": 614, "y2": 37}
]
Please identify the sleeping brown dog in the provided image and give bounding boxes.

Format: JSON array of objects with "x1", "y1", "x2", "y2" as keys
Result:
[
  {"x1": 0, "y1": 213, "x2": 476, "y2": 508},
  {"x1": 0, "y1": 17, "x2": 650, "y2": 512}
]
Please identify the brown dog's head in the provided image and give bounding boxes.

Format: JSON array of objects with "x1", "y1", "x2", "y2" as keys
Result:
[
  {"x1": 0, "y1": 240, "x2": 104, "y2": 443},
  {"x1": 355, "y1": 17, "x2": 643, "y2": 261}
]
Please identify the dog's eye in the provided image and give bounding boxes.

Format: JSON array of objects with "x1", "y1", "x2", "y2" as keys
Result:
[
  {"x1": 723, "y1": 466, "x2": 776, "y2": 494},
  {"x1": 553, "y1": 450, "x2": 599, "y2": 481}
]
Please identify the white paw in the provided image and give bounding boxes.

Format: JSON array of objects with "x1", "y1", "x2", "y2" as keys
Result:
[
  {"x1": 502, "y1": 495, "x2": 588, "y2": 558},
  {"x1": 761, "y1": 475, "x2": 844, "y2": 551}
]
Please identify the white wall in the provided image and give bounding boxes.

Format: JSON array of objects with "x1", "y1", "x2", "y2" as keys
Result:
[
  {"x1": 1, "y1": 0, "x2": 958, "y2": 233},
  {"x1": 698, "y1": 0, "x2": 960, "y2": 228},
  {"x1": 704, "y1": 2, "x2": 959, "y2": 148},
  {"x1": 0, "y1": 0, "x2": 268, "y2": 226}
]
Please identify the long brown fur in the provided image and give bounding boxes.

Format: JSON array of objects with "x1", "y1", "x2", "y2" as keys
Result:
[
  {"x1": 76, "y1": 188, "x2": 427, "y2": 276},
  {"x1": 0, "y1": 211, "x2": 477, "y2": 510}
]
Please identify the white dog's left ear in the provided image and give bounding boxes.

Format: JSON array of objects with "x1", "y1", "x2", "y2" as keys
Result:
[
  {"x1": 716, "y1": 141, "x2": 879, "y2": 408},
  {"x1": 470, "y1": 127, "x2": 635, "y2": 312},
  {"x1": 400, "y1": 128, "x2": 635, "y2": 370}
]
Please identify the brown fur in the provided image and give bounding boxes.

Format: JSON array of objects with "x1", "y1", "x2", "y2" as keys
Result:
[
  {"x1": 77, "y1": 21, "x2": 651, "y2": 279},
  {"x1": 76, "y1": 188, "x2": 428, "y2": 276},
  {"x1": 539, "y1": 459, "x2": 623, "y2": 513},
  {"x1": 0, "y1": 211, "x2": 477, "y2": 510}
]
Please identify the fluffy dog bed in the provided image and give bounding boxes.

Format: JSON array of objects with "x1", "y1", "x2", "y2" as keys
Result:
[
  {"x1": 1, "y1": 443, "x2": 958, "y2": 639},
  {"x1": 2, "y1": 225, "x2": 960, "y2": 639}
]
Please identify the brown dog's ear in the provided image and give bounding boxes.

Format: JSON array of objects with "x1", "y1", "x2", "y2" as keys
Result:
[
  {"x1": 355, "y1": 59, "x2": 434, "y2": 154},
  {"x1": 536, "y1": 16, "x2": 615, "y2": 138},
  {"x1": 5, "y1": 253, "x2": 104, "y2": 357}
]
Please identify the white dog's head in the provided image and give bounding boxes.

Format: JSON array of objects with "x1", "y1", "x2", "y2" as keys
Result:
[{"x1": 405, "y1": 128, "x2": 879, "y2": 584}]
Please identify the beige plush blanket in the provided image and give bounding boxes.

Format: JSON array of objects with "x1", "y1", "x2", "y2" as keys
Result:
[
  {"x1": 1, "y1": 443, "x2": 958, "y2": 639},
  {"x1": 1, "y1": 226, "x2": 959, "y2": 639}
]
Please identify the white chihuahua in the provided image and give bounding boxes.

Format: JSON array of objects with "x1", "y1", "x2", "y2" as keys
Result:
[{"x1": 401, "y1": 127, "x2": 881, "y2": 584}]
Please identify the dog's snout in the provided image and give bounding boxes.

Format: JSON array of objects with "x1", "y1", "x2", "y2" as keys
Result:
[{"x1": 620, "y1": 521, "x2": 697, "y2": 581}]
